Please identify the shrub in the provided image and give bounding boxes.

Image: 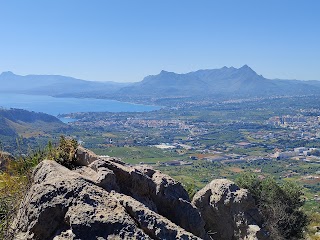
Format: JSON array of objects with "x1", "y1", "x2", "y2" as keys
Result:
[
  {"x1": 52, "y1": 136, "x2": 78, "y2": 169},
  {"x1": 236, "y1": 174, "x2": 308, "y2": 240},
  {"x1": 185, "y1": 182, "x2": 197, "y2": 199}
]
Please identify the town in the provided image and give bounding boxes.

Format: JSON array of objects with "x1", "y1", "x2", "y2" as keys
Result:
[{"x1": 57, "y1": 96, "x2": 320, "y2": 204}]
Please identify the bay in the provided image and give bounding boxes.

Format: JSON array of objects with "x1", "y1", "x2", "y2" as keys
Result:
[{"x1": 0, "y1": 93, "x2": 160, "y2": 116}]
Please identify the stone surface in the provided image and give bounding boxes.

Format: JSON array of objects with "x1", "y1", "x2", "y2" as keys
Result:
[
  {"x1": 13, "y1": 147, "x2": 267, "y2": 240},
  {"x1": 13, "y1": 160, "x2": 200, "y2": 240},
  {"x1": 74, "y1": 146, "x2": 99, "y2": 166},
  {"x1": 192, "y1": 179, "x2": 268, "y2": 240},
  {"x1": 74, "y1": 147, "x2": 208, "y2": 239}
]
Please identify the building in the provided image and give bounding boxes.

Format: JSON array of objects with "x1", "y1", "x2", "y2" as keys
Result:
[
  {"x1": 274, "y1": 151, "x2": 298, "y2": 159},
  {"x1": 294, "y1": 147, "x2": 307, "y2": 153}
]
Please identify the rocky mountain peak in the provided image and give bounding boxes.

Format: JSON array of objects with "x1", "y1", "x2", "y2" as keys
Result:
[
  {"x1": 239, "y1": 64, "x2": 257, "y2": 74},
  {"x1": 159, "y1": 70, "x2": 175, "y2": 75}
]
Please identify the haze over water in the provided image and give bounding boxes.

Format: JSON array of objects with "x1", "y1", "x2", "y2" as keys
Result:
[{"x1": 0, "y1": 93, "x2": 160, "y2": 116}]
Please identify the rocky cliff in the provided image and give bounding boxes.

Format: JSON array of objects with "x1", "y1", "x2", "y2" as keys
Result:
[{"x1": 12, "y1": 147, "x2": 268, "y2": 240}]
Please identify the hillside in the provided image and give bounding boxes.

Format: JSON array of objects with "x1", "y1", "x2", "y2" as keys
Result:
[
  {"x1": 0, "y1": 108, "x2": 69, "y2": 152},
  {"x1": 0, "y1": 108, "x2": 67, "y2": 136}
]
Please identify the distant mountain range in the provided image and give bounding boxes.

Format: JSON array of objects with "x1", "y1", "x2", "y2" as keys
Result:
[
  {"x1": 119, "y1": 65, "x2": 320, "y2": 97},
  {"x1": 1, "y1": 66, "x2": 320, "y2": 100},
  {"x1": 0, "y1": 71, "x2": 130, "y2": 96}
]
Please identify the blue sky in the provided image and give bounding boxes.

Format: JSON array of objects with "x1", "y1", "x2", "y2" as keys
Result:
[{"x1": 0, "y1": 0, "x2": 319, "y2": 82}]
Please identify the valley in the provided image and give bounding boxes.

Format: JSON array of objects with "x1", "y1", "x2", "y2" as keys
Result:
[
  {"x1": 1, "y1": 68, "x2": 320, "y2": 239},
  {"x1": 2, "y1": 1, "x2": 320, "y2": 238},
  {"x1": 57, "y1": 95, "x2": 320, "y2": 207}
]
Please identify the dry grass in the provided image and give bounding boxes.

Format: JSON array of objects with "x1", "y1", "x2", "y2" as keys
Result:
[
  {"x1": 306, "y1": 212, "x2": 320, "y2": 240},
  {"x1": 0, "y1": 156, "x2": 33, "y2": 239},
  {"x1": 228, "y1": 167, "x2": 244, "y2": 173},
  {"x1": 0, "y1": 136, "x2": 78, "y2": 239}
]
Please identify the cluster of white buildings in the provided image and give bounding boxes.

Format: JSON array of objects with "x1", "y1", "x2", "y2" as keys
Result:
[{"x1": 273, "y1": 147, "x2": 319, "y2": 159}]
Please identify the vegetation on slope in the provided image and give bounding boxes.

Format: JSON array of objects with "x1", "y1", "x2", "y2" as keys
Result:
[
  {"x1": 0, "y1": 136, "x2": 78, "y2": 239},
  {"x1": 0, "y1": 136, "x2": 314, "y2": 239},
  {"x1": 236, "y1": 174, "x2": 308, "y2": 240}
]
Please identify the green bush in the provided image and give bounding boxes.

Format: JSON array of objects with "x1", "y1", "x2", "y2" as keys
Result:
[
  {"x1": 184, "y1": 182, "x2": 197, "y2": 199},
  {"x1": 52, "y1": 136, "x2": 78, "y2": 169},
  {"x1": 236, "y1": 174, "x2": 308, "y2": 239}
]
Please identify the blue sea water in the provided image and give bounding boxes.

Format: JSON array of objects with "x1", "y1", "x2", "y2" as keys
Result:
[{"x1": 0, "y1": 93, "x2": 160, "y2": 117}]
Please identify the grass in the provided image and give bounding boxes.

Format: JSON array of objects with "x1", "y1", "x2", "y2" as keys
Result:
[
  {"x1": 102, "y1": 132, "x2": 118, "y2": 138},
  {"x1": 92, "y1": 146, "x2": 182, "y2": 164},
  {"x1": 307, "y1": 212, "x2": 320, "y2": 239},
  {"x1": 0, "y1": 153, "x2": 42, "y2": 238}
]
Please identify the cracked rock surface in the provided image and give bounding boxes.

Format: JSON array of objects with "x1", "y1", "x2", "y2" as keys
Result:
[
  {"x1": 192, "y1": 179, "x2": 268, "y2": 240},
  {"x1": 13, "y1": 147, "x2": 205, "y2": 240},
  {"x1": 13, "y1": 147, "x2": 267, "y2": 240}
]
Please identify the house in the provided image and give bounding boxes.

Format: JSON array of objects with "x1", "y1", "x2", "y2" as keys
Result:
[
  {"x1": 274, "y1": 151, "x2": 298, "y2": 159},
  {"x1": 294, "y1": 147, "x2": 307, "y2": 153}
]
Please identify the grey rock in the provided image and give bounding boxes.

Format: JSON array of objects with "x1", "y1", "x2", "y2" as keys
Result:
[
  {"x1": 192, "y1": 179, "x2": 268, "y2": 240},
  {"x1": 13, "y1": 160, "x2": 200, "y2": 240},
  {"x1": 74, "y1": 148, "x2": 208, "y2": 239},
  {"x1": 74, "y1": 146, "x2": 99, "y2": 166},
  {"x1": 13, "y1": 147, "x2": 267, "y2": 240}
]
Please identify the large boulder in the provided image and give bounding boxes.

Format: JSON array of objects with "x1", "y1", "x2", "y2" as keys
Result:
[
  {"x1": 192, "y1": 179, "x2": 268, "y2": 240},
  {"x1": 73, "y1": 147, "x2": 208, "y2": 239},
  {"x1": 13, "y1": 160, "x2": 201, "y2": 240}
]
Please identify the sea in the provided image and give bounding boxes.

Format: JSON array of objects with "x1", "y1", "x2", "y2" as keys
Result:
[{"x1": 0, "y1": 93, "x2": 160, "y2": 122}]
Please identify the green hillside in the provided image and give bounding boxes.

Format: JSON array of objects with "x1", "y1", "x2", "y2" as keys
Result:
[{"x1": 0, "y1": 108, "x2": 69, "y2": 153}]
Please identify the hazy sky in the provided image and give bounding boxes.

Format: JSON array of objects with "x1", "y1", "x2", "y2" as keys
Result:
[{"x1": 0, "y1": 0, "x2": 319, "y2": 82}]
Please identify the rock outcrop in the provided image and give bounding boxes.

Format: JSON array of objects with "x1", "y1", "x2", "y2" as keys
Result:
[
  {"x1": 192, "y1": 179, "x2": 267, "y2": 240},
  {"x1": 13, "y1": 160, "x2": 201, "y2": 240},
  {"x1": 0, "y1": 151, "x2": 14, "y2": 170},
  {"x1": 75, "y1": 147, "x2": 207, "y2": 238},
  {"x1": 13, "y1": 147, "x2": 267, "y2": 240}
]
